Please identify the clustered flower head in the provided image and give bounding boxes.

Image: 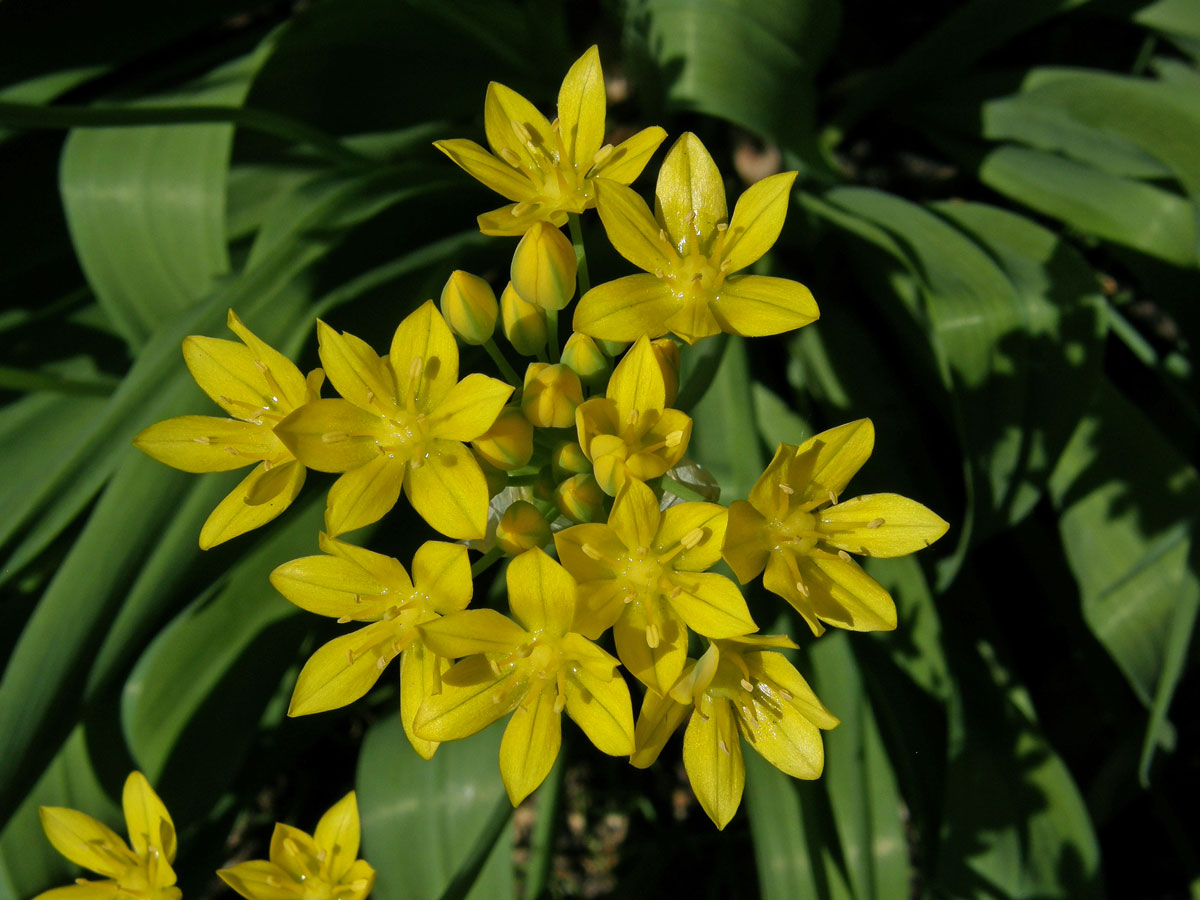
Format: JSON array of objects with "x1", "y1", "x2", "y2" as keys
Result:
[{"x1": 129, "y1": 43, "x2": 948, "y2": 848}]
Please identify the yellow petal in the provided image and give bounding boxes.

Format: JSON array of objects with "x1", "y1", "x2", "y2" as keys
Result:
[
  {"x1": 668, "y1": 572, "x2": 757, "y2": 639},
  {"x1": 316, "y1": 322, "x2": 396, "y2": 414},
  {"x1": 655, "y1": 501, "x2": 727, "y2": 572},
  {"x1": 553, "y1": 523, "x2": 622, "y2": 585},
  {"x1": 608, "y1": 479, "x2": 661, "y2": 550},
  {"x1": 401, "y1": 640, "x2": 449, "y2": 760},
  {"x1": 764, "y1": 552, "x2": 896, "y2": 633},
  {"x1": 484, "y1": 82, "x2": 553, "y2": 174},
  {"x1": 682, "y1": 696, "x2": 743, "y2": 830},
  {"x1": 419, "y1": 609, "x2": 527, "y2": 658},
  {"x1": 818, "y1": 493, "x2": 949, "y2": 558},
  {"x1": 590, "y1": 126, "x2": 667, "y2": 184},
  {"x1": 560, "y1": 632, "x2": 622, "y2": 680},
  {"x1": 218, "y1": 861, "x2": 299, "y2": 900},
  {"x1": 428, "y1": 373, "x2": 512, "y2": 442},
  {"x1": 324, "y1": 454, "x2": 406, "y2": 537},
  {"x1": 762, "y1": 551, "x2": 825, "y2": 637},
  {"x1": 755, "y1": 651, "x2": 839, "y2": 730},
  {"x1": 274, "y1": 399, "x2": 384, "y2": 473},
  {"x1": 404, "y1": 439, "x2": 489, "y2": 539},
  {"x1": 790, "y1": 419, "x2": 875, "y2": 507},
  {"x1": 655, "y1": 133, "x2": 727, "y2": 255},
  {"x1": 37, "y1": 807, "x2": 133, "y2": 878},
  {"x1": 747, "y1": 443, "x2": 793, "y2": 521},
  {"x1": 499, "y1": 686, "x2": 562, "y2": 805},
  {"x1": 711, "y1": 275, "x2": 819, "y2": 337},
  {"x1": 613, "y1": 600, "x2": 687, "y2": 695},
  {"x1": 340, "y1": 859, "x2": 376, "y2": 900},
  {"x1": 412, "y1": 541, "x2": 473, "y2": 613},
  {"x1": 564, "y1": 659, "x2": 634, "y2": 756},
  {"x1": 606, "y1": 335, "x2": 666, "y2": 423},
  {"x1": 414, "y1": 656, "x2": 524, "y2": 742},
  {"x1": 33, "y1": 883, "x2": 121, "y2": 900},
  {"x1": 322, "y1": 535, "x2": 415, "y2": 590},
  {"x1": 133, "y1": 416, "x2": 279, "y2": 472},
  {"x1": 557, "y1": 46, "x2": 605, "y2": 169},
  {"x1": 122, "y1": 771, "x2": 176, "y2": 864},
  {"x1": 225, "y1": 310, "x2": 309, "y2": 410},
  {"x1": 630, "y1": 685, "x2": 691, "y2": 768},
  {"x1": 199, "y1": 460, "x2": 305, "y2": 550},
  {"x1": 575, "y1": 397, "x2": 619, "y2": 462},
  {"x1": 270, "y1": 823, "x2": 322, "y2": 883},
  {"x1": 665, "y1": 297, "x2": 723, "y2": 345},
  {"x1": 511, "y1": 222, "x2": 577, "y2": 312},
  {"x1": 593, "y1": 180, "x2": 673, "y2": 274},
  {"x1": 314, "y1": 792, "x2": 360, "y2": 883},
  {"x1": 721, "y1": 500, "x2": 770, "y2": 584},
  {"x1": 739, "y1": 692, "x2": 825, "y2": 781},
  {"x1": 572, "y1": 579, "x2": 628, "y2": 640},
  {"x1": 434, "y1": 138, "x2": 536, "y2": 203},
  {"x1": 574, "y1": 273, "x2": 678, "y2": 342},
  {"x1": 478, "y1": 202, "x2": 559, "y2": 237},
  {"x1": 626, "y1": 408, "x2": 691, "y2": 479},
  {"x1": 507, "y1": 548, "x2": 577, "y2": 637},
  {"x1": 720, "y1": 172, "x2": 797, "y2": 273},
  {"x1": 288, "y1": 622, "x2": 395, "y2": 715},
  {"x1": 388, "y1": 301, "x2": 460, "y2": 413},
  {"x1": 182, "y1": 336, "x2": 286, "y2": 421},
  {"x1": 270, "y1": 554, "x2": 388, "y2": 619}
]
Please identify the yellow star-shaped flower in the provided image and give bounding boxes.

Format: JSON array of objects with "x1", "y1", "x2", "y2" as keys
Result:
[
  {"x1": 133, "y1": 310, "x2": 319, "y2": 549},
  {"x1": 275, "y1": 301, "x2": 512, "y2": 540},
  {"x1": 435, "y1": 46, "x2": 667, "y2": 236},
  {"x1": 218, "y1": 792, "x2": 375, "y2": 900},
  {"x1": 415, "y1": 549, "x2": 635, "y2": 805},
  {"x1": 554, "y1": 478, "x2": 757, "y2": 695},
  {"x1": 36, "y1": 772, "x2": 179, "y2": 900},
  {"x1": 574, "y1": 132, "x2": 819, "y2": 344},
  {"x1": 722, "y1": 419, "x2": 949, "y2": 636},
  {"x1": 575, "y1": 335, "x2": 692, "y2": 496},
  {"x1": 631, "y1": 636, "x2": 838, "y2": 830}
]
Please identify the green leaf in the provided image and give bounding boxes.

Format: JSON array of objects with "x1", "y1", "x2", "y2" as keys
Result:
[
  {"x1": 751, "y1": 382, "x2": 812, "y2": 449},
  {"x1": 687, "y1": 336, "x2": 765, "y2": 502},
  {"x1": 357, "y1": 716, "x2": 514, "y2": 900}
]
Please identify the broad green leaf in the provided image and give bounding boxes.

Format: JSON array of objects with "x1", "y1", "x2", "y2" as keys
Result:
[
  {"x1": 357, "y1": 715, "x2": 514, "y2": 900},
  {"x1": 687, "y1": 336, "x2": 765, "y2": 502},
  {"x1": 745, "y1": 753, "x2": 828, "y2": 900},
  {"x1": 751, "y1": 382, "x2": 812, "y2": 448},
  {"x1": 1050, "y1": 380, "x2": 1199, "y2": 780}
]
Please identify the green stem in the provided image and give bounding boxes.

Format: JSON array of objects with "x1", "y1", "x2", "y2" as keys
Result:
[
  {"x1": 483, "y1": 338, "x2": 521, "y2": 386},
  {"x1": 470, "y1": 546, "x2": 505, "y2": 578},
  {"x1": 0, "y1": 100, "x2": 374, "y2": 168},
  {"x1": 546, "y1": 307, "x2": 560, "y2": 363},
  {"x1": 435, "y1": 790, "x2": 514, "y2": 900},
  {"x1": 567, "y1": 213, "x2": 591, "y2": 296}
]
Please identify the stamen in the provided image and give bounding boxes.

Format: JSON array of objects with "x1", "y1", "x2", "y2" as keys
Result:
[
  {"x1": 778, "y1": 482, "x2": 794, "y2": 494},
  {"x1": 653, "y1": 267, "x2": 664, "y2": 278},
  {"x1": 680, "y1": 528, "x2": 705, "y2": 549},
  {"x1": 512, "y1": 200, "x2": 537, "y2": 217},
  {"x1": 740, "y1": 678, "x2": 755, "y2": 693},
  {"x1": 838, "y1": 549, "x2": 853, "y2": 563},
  {"x1": 489, "y1": 659, "x2": 502, "y2": 676},
  {"x1": 795, "y1": 580, "x2": 809, "y2": 598},
  {"x1": 665, "y1": 430, "x2": 684, "y2": 447},
  {"x1": 376, "y1": 656, "x2": 388, "y2": 671},
  {"x1": 322, "y1": 431, "x2": 349, "y2": 443},
  {"x1": 718, "y1": 738, "x2": 730, "y2": 755},
  {"x1": 868, "y1": 518, "x2": 885, "y2": 529},
  {"x1": 499, "y1": 147, "x2": 522, "y2": 167},
  {"x1": 346, "y1": 649, "x2": 355, "y2": 665},
  {"x1": 828, "y1": 489, "x2": 838, "y2": 505},
  {"x1": 659, "y1": 229, "x2": 669, "y2": 243},
  {"x1": 337, "y1": 616, "x2": 353, "y2": 624},
  {"x1": 778, "y1": 688, "x2": 793, "y2": 701},
  {"x1": 317, "y1": 849, "x2": 328, "y2": 863},
  {"x1": 410, "y1": 456, "x2": 424, "y2": 469},
  {"x1": 582, "y1": 542, "x2": 604, "y2": 561},
  {"x1": 719, "y1": 258, "x2": 733, "y2": 272},
  {"x1": 591, "y1": 143, "x2": 614, "y2": 166},
  {"x1": 192, "y1": 436, "x2": 211, "y2": 444},
  {"x1": 553, "y1": 693, "x2": 566, "y2": 713},
  {"x1": 266, "y1": 876, "x2": 281, "y2": 887},
  {"x1": 645, "y1": 623, "x2": 661, "y2": 649},
  {"x1": 366, "y1": 390, "x2": 375, "y2": 404},
  {"x1": 511, "y1": 121, "x2": 532, "y2": 144},
  {"x1": 669, "y1": 585, "x2": 684, "y2": 599}
]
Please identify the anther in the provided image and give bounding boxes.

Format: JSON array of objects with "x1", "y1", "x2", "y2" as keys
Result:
[
  {"x1": 868, "y1": 518, "x2": 885, "y2": 529},
  {"x1": 627, "y1": 409, "x2": 639, "y2": 426},
  {"x1": 740, "y1": 678, "x2": 754, "y2": 693},
  {"x1": 778, "y1": 483, "x2": 794, "y2": 494},
  {"x1": 512, "y1": 200, "x2": 537, "y2": 217},
  {"x1": 366, "y1": 390, "x2": 375, "y2": 404},
  {"x1": 192, "y1": 436, "x2": 211, "y2": 444},
  {"x1": 322, "y1": 431, "x2": 348, "y2": 443},
  {"x1": 669, "y1": 585, "x2": 684, "y2": 599},
  {"x1": 254, "y1": 360, "x2": 268, "y2": 373},
  {"x1": 838, "y1": 549, "x2": 852, "y2": 562},
  {"x1": 779, "y1": 688, "x2": 793, "y2": 701},
  {"x1": 680, "y1": 528, "x2": 705, "y2": 549},
  {"x1": 499, "y1": 147, "x2": 522, "y2": 167},
  {"x1": 646, "y1": 623, "x2": 661, "y2": 649},
  {"x1": 317, "y1": 849, "x2": 328, "y2": 863},
  {"x1": 827, "y1": 489, "x2": 838, "y2": 505},
  {"x1": 582, "y1": 543, "x2": 603, "y2": 561},
  {"x1": 665, "y1": 430, "x2": 684, "y2": 447},
  {"x1": 376, "y1": 656, "x2": 388, "y2": 671},
  {"x1": 511, "y1": 121, "x2": 532, "y2": 143},
  {"x1": 719, "y1": 258, "x2": 733, "y2": 272},
  {"x1": 592, "y1": 144, "x2": 614, "y2": 166},
  {"x1": 553, "y1": 692, "x2": 566, "y2": 714},
  {"x1": 337, "y1": 616, "x2": 353, "y2": 624},
  {"x1": 795, "y1": 580, "x2": 809, "y2": 598},
  {"x1": 489, "y1": 659, "x2": 502, "y2": 676},
  {"x1": 659, "y1": 229, "x2": 669, "y2": 243},
  {"x1": 718, "y1": 739, "x2": 730, "y2": 755},
  {"x1": 653, "y1": 267, "x2": 664, "y2": 278},
  {"x1": 716, "y1": 222, "x2": 728, "y2": 232},
  {"x1": 408, "y1": 356, "x2": 424, "y2": 380}
]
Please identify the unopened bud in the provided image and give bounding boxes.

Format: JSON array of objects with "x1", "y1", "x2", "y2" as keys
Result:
[
  {"x1": 554, "y1": 473, "x2": 606, "y2": 524},
  {"x1": 511, "y1": 222, "x2": 577, "y2": 311},
  {"x1": 472, "y1": 452, "x2": 508, "y2": 497},
  {"x1": 651, "y1": 338, "x2": 681, "y2": 407},
  {"x1": 596, "y1": 338, "x2": 628, "y2": 358},
  {"x1": 440, "y1": 270, "x2": 498, "y2": 345},
  {"x1": 551, "y1": 440, "x2": 591, "y2": 480},
  {"x1": 522, "y1": 363, "x2": 583, "y2": 429},
  {"x1": 500, "y1": 282, "x2": 547, "y2": 356},
  {"x1": 561, "y1": 332, "x2": 610, "y2": 390},
  {"x1": 472, "y1": 407, "x2": 534, "y2": 471},
  {"x1": 496, "y1": 500, "x2": 552, "y2": 554}
]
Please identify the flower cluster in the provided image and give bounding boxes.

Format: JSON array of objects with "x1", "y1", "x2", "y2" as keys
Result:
[{"x1": 133, "y1": 46, "x2": 947, "y2": 833}]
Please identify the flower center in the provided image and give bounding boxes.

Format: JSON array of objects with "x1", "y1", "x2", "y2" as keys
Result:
[
  {"x1": 619, "y1": 546, "x2": 664, "y2": 596},
  {"x1": 528, "y1": 641, "x2": 563, "y2": 679},
  {"x1": 384, "y1": 408, "x2": 430, "y2": 461},
  {"x1": 769, "y1": 509, "x2": 820, "y2": 552}
]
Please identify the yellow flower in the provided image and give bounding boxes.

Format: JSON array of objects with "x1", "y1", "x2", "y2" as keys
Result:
[
  {"x1": 415, "y1": 549, "x2": 635, "y2": 804},
  {"x1": 218, "y1": 792, "x2": 375, "y2": 900},
  {"x1": 554, "y1": 479, "x2": 757, "y2": 695},
  {"x1": 275, "y1": 302, "x2": 512, "y2": 540},
  {"x1": 36, "y1": 771, "x2": 179, "y2": 900},
  {"x1": 270, "y1": 537, "x2": 472, "y2": 758},
  {"x1": 435, "y1": 46, "x2": 667, "y2": 236},
  {"x1": 631, "y1": 636, "x2": 838, "y2": 830},
  {"x1": 574, "y1": 133, "x2": 819, "y2": 344},
  {"x1": 722, "y1": 420, "x2": 949, "y2": 636},
  {"x1": 133, "y1": 310, "x2": 319, "y2": 549},
  {"x1": 575, "y1": 335, "x2": 692, "y2": 496}
]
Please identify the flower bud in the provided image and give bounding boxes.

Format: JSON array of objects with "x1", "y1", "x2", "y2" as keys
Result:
[
  {"x1": 440, "y1": 270, "x2": 498, "y2": 345},
  {"x1": 554, "y1": 473, "x2": 606, "y2": 524},
  {"x1": 511, "y1": 222, "x2": 577, "y2": 311},
  {"x1": 472, "y1": 451, "x2": 508, "y2": 497},
  {"x1": 651, "y1": 337, "x2": 681, "y2": 407},
  {"x1": 551, "y1": 440, "x2": 591, "y2": 480},
  {"x1": 500, "y1": 282, "x2": 548, "y2": 356},
  {"x1": 596, "y1": 338, "x2": 628, "y2": 358},
  {"x1": 561, "y1": 332, "x2": 610, "y2": 391},
  {"x1": 471, "y1": 407, "x2": 534, "y2": 471},
  {"x1": 496, "y1": 500, "x2": 552, "y2": 554},
  {"x1": 522, "y1": 363, "x2": 583, "y2": 429}
]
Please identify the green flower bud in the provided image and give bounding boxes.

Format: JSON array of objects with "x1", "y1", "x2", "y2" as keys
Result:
[
  {"x1": 596, "y1": 338, "x2": 628, "y2": 357},
  {"x1": 500, "y1": 281, "x2": 548, "y2": 356},
  {"x1": 561, "y1": 332, "x2": 610, "y2": 390},
  {"x1": 471, "y1": 407, "x2": 534, "y2": 471},
  {"x1": 496, "y1": 500, "x2": 552, "y2": 555},
  {"x1": 521, "y1": 363, "x2": 583, "y2": 429},
  {"x1": 440, "y1": 270, "x2": 498, "y2": 345},
  {"x1": 511, "y1": 222, "x2": 577, "y2": 311},
  {"x1": 554, "y1": 473, "x2": 606, "y2": 524},
  {"x1": 551, "y1": 440, "x2": 591, "y2": 481}
]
